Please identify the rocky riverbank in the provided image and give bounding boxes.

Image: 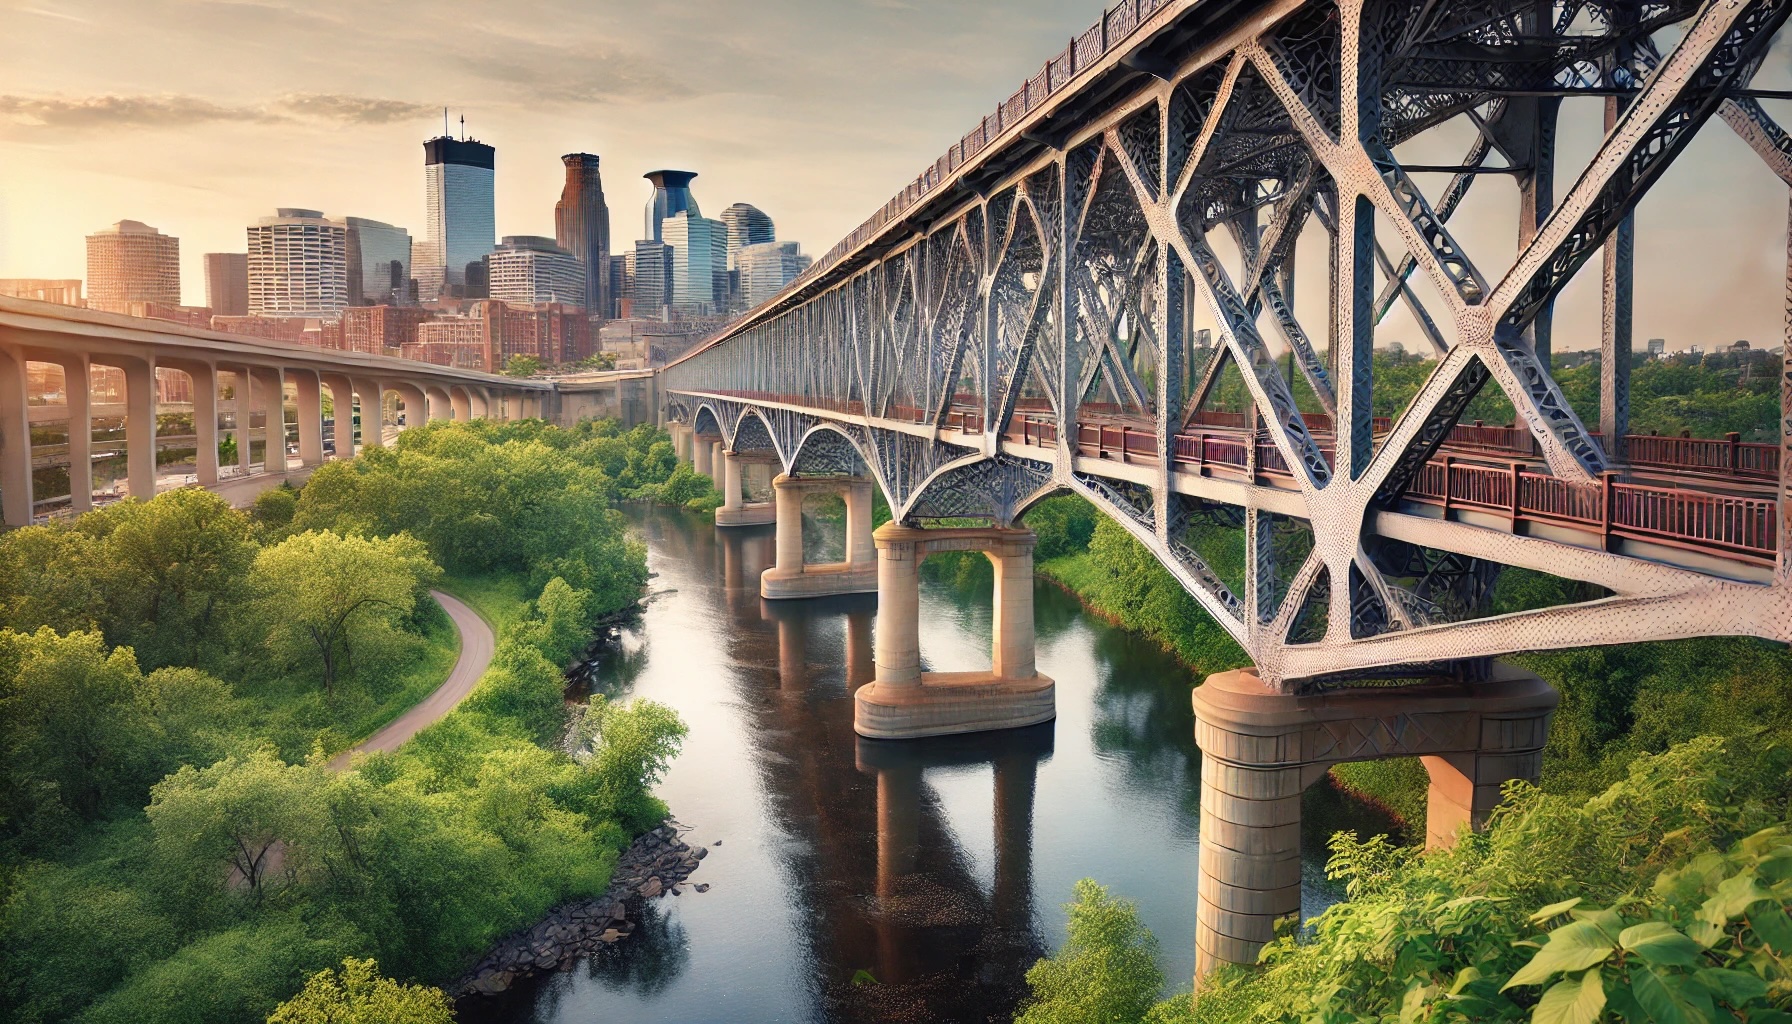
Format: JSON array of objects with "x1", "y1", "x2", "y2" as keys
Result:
[{"x1": 453, "y1": 820, "x2": 709, "y2": 997}]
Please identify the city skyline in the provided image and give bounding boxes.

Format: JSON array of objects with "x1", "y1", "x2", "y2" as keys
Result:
[{"x1": 2, "y1": 1, "x2": 1791, "y2": 350}]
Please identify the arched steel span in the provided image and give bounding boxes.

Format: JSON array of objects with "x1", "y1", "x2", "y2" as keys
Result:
[{"x1": 664, "y1": 0, "x2": 1792, "y2": 690}]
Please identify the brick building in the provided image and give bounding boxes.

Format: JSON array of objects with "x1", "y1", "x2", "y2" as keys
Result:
[{"x1": 341, "y1": 305, "x2": 432, "y2": 355}]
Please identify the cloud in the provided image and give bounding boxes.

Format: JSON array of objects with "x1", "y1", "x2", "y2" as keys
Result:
[
  {"x1": 0, "y1": 92, "x2": 438, "y2": 131},
  {"x1": 277, "y1": 93, "x2": 437, "y2": 124},
  {"x1": 0, "y1": 93, "x2": 282, "y2": 130}
]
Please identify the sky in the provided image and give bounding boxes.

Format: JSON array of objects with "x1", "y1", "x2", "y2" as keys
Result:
[{"x1": 2, "y1": 0, "x2": 1789, "y2": 352}]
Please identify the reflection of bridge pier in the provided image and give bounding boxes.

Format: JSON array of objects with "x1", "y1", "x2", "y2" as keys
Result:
[
  {"x1": 1191, "y1": 665, "x2": 1557, "y2": 982},
  {"x1": 856, "y1": 724, "x2": 1053, "y2": 987}
]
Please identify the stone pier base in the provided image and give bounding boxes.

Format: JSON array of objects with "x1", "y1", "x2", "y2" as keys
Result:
[
  {"x1": 1191, "y1": 663, "x2": 1557, "y2": 983},
  {"x1": 761, "y1": 562, "x2": 879, "y2": 599},
  {"x1": 714, "y1": 502, "x2": 776, "y2": 527},
  {"x1": 854, "y1": 671, "x2": 1056, "y2": 740}
]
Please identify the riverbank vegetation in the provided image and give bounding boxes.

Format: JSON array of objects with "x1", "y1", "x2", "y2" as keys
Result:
[
  {"x1": 1004, "y1": 360, "x2": 1792, "y2": 1020},
  {"x1": 0, "y1": 418, "x2": 687, "y2": 1024}
]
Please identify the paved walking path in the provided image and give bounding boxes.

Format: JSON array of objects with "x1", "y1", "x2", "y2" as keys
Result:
[{"x1": 330, "y1": 589, "x2": 495, "y2": 768}]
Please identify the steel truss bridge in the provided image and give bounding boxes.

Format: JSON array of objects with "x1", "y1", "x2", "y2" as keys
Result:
[{"x1": 664, "y1": 0, "x2": 1792, "y2": 690}]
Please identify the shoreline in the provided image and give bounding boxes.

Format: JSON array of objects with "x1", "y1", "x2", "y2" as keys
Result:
[{"x1": 451, "y1": 820, "x2": 709, "y2": 1000}]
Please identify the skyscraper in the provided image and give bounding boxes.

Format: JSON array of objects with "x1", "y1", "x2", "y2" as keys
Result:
[
  {"x1": 86, "y1": 220, "x2": 180, "y2": 313},
  {"x1": 488, "y1": 236, "x2": 586, "y2": 308},
  {"x1": 720, "y1": 203, "x2": 774, "y2": 271},
  {"x1": 204, "y1": 253, "x2": 248, "y2": 316},
  {"x1": 738, "y1": 240, "x2": 812, "y2": 308},
  {"x1": 642, "y1": 170, "x2": 700, "y2": 242},
  {"x1": 246, "y1": 208, "x2": 348, "y2": 317},
  {"x1": 555, "y1": 153, "x2": 611, "y2": 318},
  {"x1": 344, "y1": 217, "x2": 412, "y2": 306},
  {"x1": 416, "y1": 135, "x2": 496, "y2": 298},
  {"x1": 662, "y1": 210, "x2": 727, "y2": 316},
  {"x1": 630, "y1": 240, "x2": 672, "y2": 318}
]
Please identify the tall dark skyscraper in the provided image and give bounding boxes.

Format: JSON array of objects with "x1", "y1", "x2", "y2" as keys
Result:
[
  {"x1": 642, "y1": 170, "x2": 700, "y2": 242},
  {"x1": 555, "y1": 153, "x2": 611, "y2": 318},
  {"x1": 417, "y1": 134, "x2": 496, "y2": 298}
]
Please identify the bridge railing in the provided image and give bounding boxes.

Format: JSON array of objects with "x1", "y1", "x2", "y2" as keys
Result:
[
  {"x1": 734, "y1": 0, "x2": 1175, "y2": 330},
  {"x1": 1404, "y1": 457, "x2": 1777, "y2": 564}
]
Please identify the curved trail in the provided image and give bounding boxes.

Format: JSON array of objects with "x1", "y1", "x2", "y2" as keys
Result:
[{"x1": 330, "y1": 589, "x2": 495, "y2": 768}]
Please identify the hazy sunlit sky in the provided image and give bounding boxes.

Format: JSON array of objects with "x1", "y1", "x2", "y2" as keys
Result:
[{"x1": 3, "y1": 0, "x2": 1790, "y2": 351}]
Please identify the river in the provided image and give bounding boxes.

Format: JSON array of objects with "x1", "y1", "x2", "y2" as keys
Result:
[{"x1": 460, "y1": 507, "x2": 1399, "y2": 1024}]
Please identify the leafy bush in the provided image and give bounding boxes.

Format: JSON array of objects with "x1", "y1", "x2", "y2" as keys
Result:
[
  {"x1": 267, "y1": 958, "x2": 453, "y2": 1023},
  {"x1": 1018, "y1": 879, "x2": 1164, "y2": 1024}
]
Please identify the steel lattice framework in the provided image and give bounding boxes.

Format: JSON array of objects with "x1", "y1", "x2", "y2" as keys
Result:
[{"x1": 664, "y1": 0, "x2": 1792, "y2": 690}]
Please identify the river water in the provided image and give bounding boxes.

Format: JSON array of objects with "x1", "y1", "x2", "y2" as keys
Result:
[{"x1": 461, "y1": 508, "x2": 1398, "y2": 1024}]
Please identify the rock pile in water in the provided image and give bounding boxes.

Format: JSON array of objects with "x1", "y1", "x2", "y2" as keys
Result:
[{"x1": 453, "y1": 821, "x2": 707, "y2": 997}]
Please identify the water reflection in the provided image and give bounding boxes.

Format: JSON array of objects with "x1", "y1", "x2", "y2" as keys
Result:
[{"x1": 463, "y1": 509, "x2": 1399, "y2": 1024}]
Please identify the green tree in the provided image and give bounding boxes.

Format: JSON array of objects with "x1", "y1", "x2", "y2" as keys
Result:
[
  {"x1": 146, "y1": 747, "x2": 326, "y2": 902},
  {"x1": 266, "y1": 958, "x2": 454, "y2": 1024},
  {"x1": 250, "y1": 531, "x2": 439, "y2": 696},
  {"x1": 1018, "y1": 879, "x2": 1164, "y2": 1024},
  {"x1": 0, "y1": 628, "x2": 149, "y2": 825},
  {"x1": 502, "y1": 354, "x2": 542, "y2": 377},
  {"x1": 81, "y1": 489, "x2": 259, "y2": 670},
  {"x1": 0, "y1": 524, "x2": 104, "y2": 634},
  {"x1": 576, "y1": 697, "x2": 688, "y2": 832},
  {"x1": 219, "y1": 431, "x2": 239, "y2": 465}
]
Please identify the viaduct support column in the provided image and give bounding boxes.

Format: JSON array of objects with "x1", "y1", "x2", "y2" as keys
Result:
[
  {"x1": 122, "y1": 357, "x2": 157, "y2": 500},
  {"x1": 293, "y1": 371, "x2": 323, "y2": 467},
  {"x1": 234, "y1": 366, "x2": 253, "y2": 477},
  {"x1": 352, "y1": 379, "x2": 383, "y2": 450},
  {"x1": 715, "y1": 452, "x2": 776, "y2": 527},
  {"x1": 61, "y1": 356, "x2": 93, "y2": 510},
  {"x1": 185, "y1": 362, "x2": 219, "y2": 486},
  {"x1": 0, "y1": 346, "x2": 31, "y2": 526},
  {"x1": 761, "y1": 474, "x2": 879, "y2": 598},
  {"x1": 254, "y1": 366, "x2": 286, "y2": 474},
  {"x1": 854, "y1": 523, "x2": 1054, "y2": 739},
  {"x1": 1190, "y1": 666, "x2": 1558, "y2": 986}
]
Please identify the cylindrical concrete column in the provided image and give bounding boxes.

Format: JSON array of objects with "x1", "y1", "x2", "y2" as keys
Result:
[
  {"x1": 293, "y1": 370, "x2": 323, "y2": 467},
  {"x1": 712, "y1": 441, "x2": 726, "y2": 483},
  {"x1": 255, "y1": 366, "x2": 286, "y2": 472},
  {"x1": 722, "y1": 452, "x2": 743, "y2": 512},
  {"x1": 693, "y1": 435, "x2": 715, "y2": 477},
  {"x1": 63, "y1": 356, "x2": 93, "y2": 509},
  {"x1": 186, "y1": 363, "x2": 219, "y2": 485},
  {"x1": 872, "y1": 524, "x2": 922, "y2": 688},
  {"x1": 1195, "y1": 752, "x2": 1306, "y2": 981},
  {"x1": 773, "y1": 475, "x2": 804, "y2": 574},
  {"x1": 234, "y1": 367, "x2": 253, "y2": 476},
  {"x1": 352, "y1": 379, "x2": 383, "y2": 449},
  {"x1": 845, "y1": 478, "x2": 876, "y2": 566},
  {"x1": 0, "y1": 347, "x2": 32, "y2": 526},
  {"x1": 990, "y1": 531, "x2": 1037, "y2": 680},
  {"x1": 123, "y1": 358, "x2": 157, "y2": 500}
]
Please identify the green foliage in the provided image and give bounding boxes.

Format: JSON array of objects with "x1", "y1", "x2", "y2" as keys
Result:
[
  {"x1": 1018, "y1": 879, "x2": 1165, "y2": 1024},
  {"x1": 288, "y1": 419, "x2": 648, "y2": 613},
  {"x1": 502, "y1": 354, "x2": 542, "y2": 377},
  {"x1": 570, "y1": 696, "x2": 690, "y2": 834},
  {"x1": 0, "y1": 420, "x2": 673, "y2": 1021},
  {"x1": 267, "y1": 958, "x2": 454, "y2": 1024},
  {"x1": 250, "y1": 484, "x2": 299, "y2": 538},
  {"x1": 219, "y1": 431, "x2": 239, "y2": 466},
  {"x1": 251, "y1": 531, "x2": 440, "y2": 696},
  {"x1": 1025, "y1": 495, "x2": 1100, "y2": 561},
  {"x1": 1042, "y1": 518, "x2": 1247, "y2": 675},
  {"x1": 1160, "y1": 737, "x2": 1792, "y2": 1024}
]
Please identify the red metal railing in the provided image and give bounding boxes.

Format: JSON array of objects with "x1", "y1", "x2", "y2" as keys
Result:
[{"x1": 1405, "y1": 459, "x2": 1776, "y2": 564}]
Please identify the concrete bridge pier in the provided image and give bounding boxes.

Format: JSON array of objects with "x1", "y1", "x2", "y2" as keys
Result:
[
  {"x1": 761, "y1": 474, "x2": 878, "y2": 599},
  {"x1": 854, "y1": 523, "x2": 1054, "y2": 739},
  {"x1": 715, "y1": 451, "x2": 776, "y2": 527},
  {"x1": 694, "y1": 434, "x2": 718, "y2": 478},
  {"x1": 1191, "y1": 665, "x2": 1557, "y2": 984}
]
